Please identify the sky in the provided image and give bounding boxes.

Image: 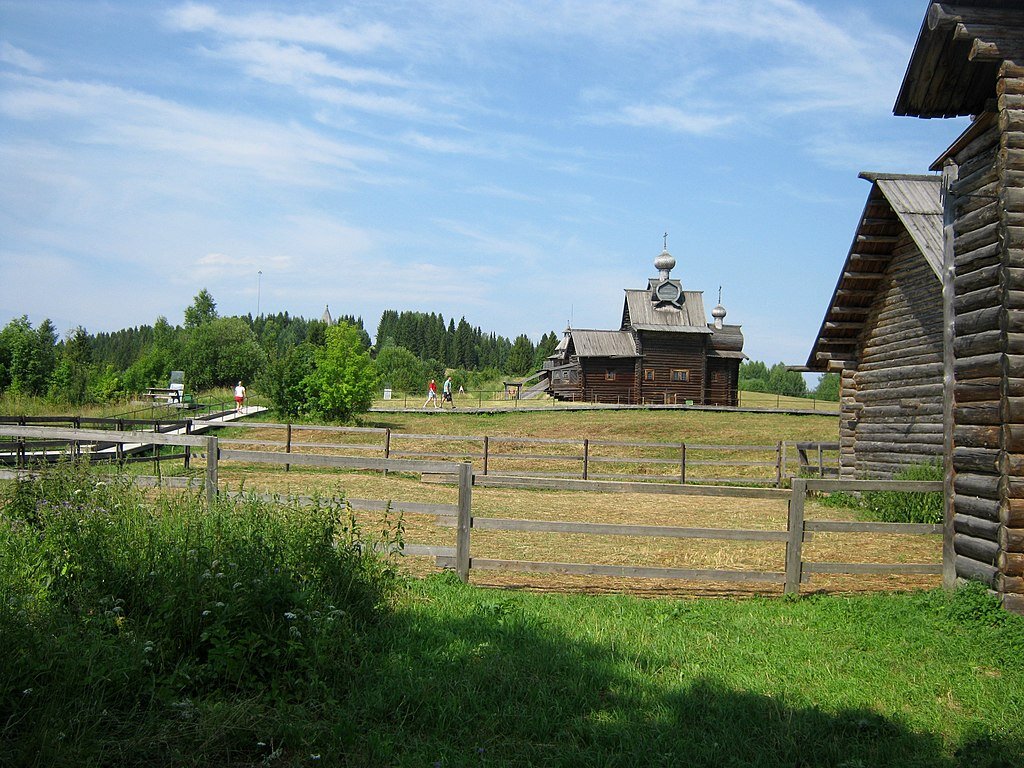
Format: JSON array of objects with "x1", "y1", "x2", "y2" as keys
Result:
[{"x1": 0, "y1": 0, "x2": 970, "y2": 371}]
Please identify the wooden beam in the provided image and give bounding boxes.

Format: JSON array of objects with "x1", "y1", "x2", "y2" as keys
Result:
[
  {"x1": 824, "y1": 321, "x2": 865, "y2": 331},
  {"x1": 928, "y1": 3, "x2": 1024, "y2": 31},
  {"x1": 855, "y1": 234, "x2": 900, "y2": 245},
  {"x1": 835, "y1": 289, "x2": 877, "y2": 299},
  {"x1": 842, "y1": 271, "x2": 885, "y2": 281},
  {"x1": 816, "y1": 338, "x2": 857, "y2": 348}
]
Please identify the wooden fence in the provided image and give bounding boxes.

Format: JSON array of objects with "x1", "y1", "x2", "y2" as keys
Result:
[
  {"x1": 0, "y1": 425, "x2": 941, "y2": 595},
  {"x1": 0, "y1": 417, "x2": 839, "y2": 487}
]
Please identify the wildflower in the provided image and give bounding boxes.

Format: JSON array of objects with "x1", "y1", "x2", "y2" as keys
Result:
[
  {"x1": 284, "y1": 612, "x2": 297, "y2": 620},
  {"x1": 214, "y1": 601, "x2": 225, "y2": 609},
  {"x1": 202, "y1": 610, "x2": 211, "y2": 617},
  {"x1": 22, "y1": 689, "x2": 32, "y2": 696}
]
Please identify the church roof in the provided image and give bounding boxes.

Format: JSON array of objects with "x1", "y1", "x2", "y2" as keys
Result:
[
  {"x1": 622, "y1": 290, "x2": 713, "y2": 334},
  {"x1": 569, "y1": 329, "x2": 638, "y2": 358}
]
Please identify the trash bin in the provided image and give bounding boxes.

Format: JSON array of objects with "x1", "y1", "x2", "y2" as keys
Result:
[{"x1": 383, "y1": 388, "x2": 392, "y2": 400}]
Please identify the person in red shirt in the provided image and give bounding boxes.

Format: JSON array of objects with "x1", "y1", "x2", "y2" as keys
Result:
[{"x1": 423, "y1": 379, "x2": 439, "y2": 409}]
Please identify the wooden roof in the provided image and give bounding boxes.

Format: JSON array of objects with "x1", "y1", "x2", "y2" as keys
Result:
[
  {"x1": 568, "y1": 329, "x2": 639, "y2": 359},
  {"x1": 894, "y1": 1, "x2": 1024, "y2": 118},
  {"x1": 805, "y1": 173, "x2": 942, "y2": 371},
  {"x1": 622, "y1": 290, "x2": 713, "y2": 334}
]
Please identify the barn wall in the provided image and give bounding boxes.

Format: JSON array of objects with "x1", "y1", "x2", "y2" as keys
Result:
[
  {"x1": 705, "y1": 358, "x2": 739, "y2": 406},
  {"x1": 997, "y1": 65, "x2": 1024, "y2": 610},
  {"x1": 637, "y1": 332, "x2": 706, "y2": 404},
  {"x1": 580, "y1": 358, "x2": 638, "y2": 403},
  {"x1": 946, "y1": 100, "x2": 1006, "y2": 598},
  {"x1": 850, "y1": 230, "x2": 944, "y2": 478}
]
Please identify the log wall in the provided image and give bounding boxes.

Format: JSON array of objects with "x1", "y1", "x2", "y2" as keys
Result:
[
  {"x1": 947, "y1": 62, "x2": 1024, "y2": 612},
  {"x1": 705, "y1": 358, "x2": 740, "y2": 407},
  {"x1": 636, "y1": 331, "x2": 707, "y2": 403},
  {"x1": 580, "y1": 358, "x2": 638, "y2": 403},
  {"x1": 850, "y1": 231, "x2": 944, "y2": 478}
]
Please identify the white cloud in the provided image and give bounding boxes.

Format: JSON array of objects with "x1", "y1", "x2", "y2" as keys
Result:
[
  {"x1": 0, "y1": 74, "x2": 388, "y2": 184},
  {"x1": 165, "y1": 3, "x2": 399, "y2": 54},
  {"x1": 0, "y1": 42, "x2": 45, "y2": 73},
  {"x1": 587, "y1": 103, "x2": 736, "y2": 136}
]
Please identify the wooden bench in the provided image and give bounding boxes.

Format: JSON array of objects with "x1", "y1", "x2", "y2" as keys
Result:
[{"x1": 143, "y1": 387, "x2": 182, "y2": 404}]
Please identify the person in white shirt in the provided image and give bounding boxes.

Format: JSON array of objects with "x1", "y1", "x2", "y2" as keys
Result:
[{"x1": 234, "y1": 381, "x2": 246, "y2": 413}]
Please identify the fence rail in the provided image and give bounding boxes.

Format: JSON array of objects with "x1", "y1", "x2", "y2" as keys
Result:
[{"x1": 0, "y1": 425, "x2": 942, "y2": 597}]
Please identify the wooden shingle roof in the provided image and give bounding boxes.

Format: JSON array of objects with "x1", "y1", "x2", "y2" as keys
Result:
[
  {"x1": 622, "y1": 290, "x2": 712, "y2": 334},
  {"x1": 894, "y1": 1, "x2": 1024, "y2": 118},
  {"x1": 569, "y1": 329, "x2": 638, "y2": 358},
  {"x1": 806, "y1": 172, "x2": 942, "y2": 371}
]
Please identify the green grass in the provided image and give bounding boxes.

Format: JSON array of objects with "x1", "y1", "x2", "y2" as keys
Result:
[{"x1": 2, "y1": 464, "x2": 1022, "y2": 767}]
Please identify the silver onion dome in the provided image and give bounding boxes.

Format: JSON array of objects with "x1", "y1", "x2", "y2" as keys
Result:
[{"x1": 654, "y1": 249, "x2": 675, "y2": 278}]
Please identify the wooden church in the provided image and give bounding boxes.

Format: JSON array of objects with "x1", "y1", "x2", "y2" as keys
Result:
[{"x1": 543, "y1": 245, "x2": 745, "y2": 405}]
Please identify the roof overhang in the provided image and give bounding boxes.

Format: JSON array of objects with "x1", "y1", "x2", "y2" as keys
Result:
[
  {"x1": 805, "y1": 173, "x2": 942, "y2": 371},
  {"x1": 894, "y1": 1, "x2": 1024, "y2": 118}
]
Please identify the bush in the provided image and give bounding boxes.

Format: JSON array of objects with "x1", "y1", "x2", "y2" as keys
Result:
[
  {"x1": 862, "y1": 462, "x2": 944, "y2": 524},
  {"x1": 0, "y1": 462, "x2": 401, "y2": 760}
]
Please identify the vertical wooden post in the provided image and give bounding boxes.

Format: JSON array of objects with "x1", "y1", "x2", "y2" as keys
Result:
[
  {"x1": 941, "y1": 159, "x2": 958, "y2": 591},
  {"x1": 116, "y1": 419, "x2": 124, "y2": 466},
  {"x1": 456, "y1": 462, "x2": 473, "y2": 583},
  {"x1": 383, "y1": 428, "x2": 391, "y2": 477},
  {"x1": 778, "y1": 442, "x2": 787, "y2": 487},
  {"x1": 679, "y1": 443, "x2": 686, "y2": 484},
  {"x1": 817, "y1": 444, "x2": 824, "y2": 478},
  {"x1": 784, "y1": 478, "x2": 806, "y2": 595},
  {"x1": 582, "y1": 438, "x2": 589, "y2": 480},
  {"x1": 73, "y1": 416, "x2": 81, "y2": 460},
  {"x1": 285, "y1": 423, "x2": 292, "y2": 473},
  {"x1": 205, "y1": 436, "x2": 218, "y2": 508},
  {"x1": 17, "y1": 415, "x2": 25, "y2": 469},
  {"x1": 184, "y1": 420, "x2": 192, "y2": 470},
  {"x1": 483, "y1": 435, "x2": 489, "y2": 476}
]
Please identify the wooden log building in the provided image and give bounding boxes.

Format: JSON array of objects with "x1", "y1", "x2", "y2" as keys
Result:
[
  {"x1": 806, "y1": 172, "x2": 944, "y2": 478},
  {"x1": 894, "y1": 0, "x2": 1024, "y2": 612},
  {"x1": 544, "y1": 247, "x2": 745, "y2": 405}
]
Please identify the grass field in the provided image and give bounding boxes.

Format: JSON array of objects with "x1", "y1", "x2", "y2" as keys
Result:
[{"x1": 1, "y1": 466, "x2": 1021, "y2": 766}]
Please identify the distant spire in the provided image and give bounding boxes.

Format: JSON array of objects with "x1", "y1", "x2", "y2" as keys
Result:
[{"x1": 321, "y1": 304, "x2": 333, "y2": 325}]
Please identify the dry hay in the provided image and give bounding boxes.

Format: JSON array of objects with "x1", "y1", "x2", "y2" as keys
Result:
[{"x1": 209, "y1": 465, "x2": 941, "y2": 600}]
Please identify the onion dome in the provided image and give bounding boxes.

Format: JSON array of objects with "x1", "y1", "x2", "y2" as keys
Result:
[{"x1": 654, "y1": 249, "x2": 676, "y2": 278}]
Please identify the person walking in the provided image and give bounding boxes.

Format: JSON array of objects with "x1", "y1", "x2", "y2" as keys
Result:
[
  {"x1": 234, "y1": 381, "x2": 246, "y2": 413},
  {"x1": 423, "y1": 379, "x2": 439, "y2": 409},
  {"x1": 442, "y1": 375, "x2": 456, "y2": 409}
]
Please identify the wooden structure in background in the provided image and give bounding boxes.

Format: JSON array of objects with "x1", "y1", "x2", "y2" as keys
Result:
[
  {"x1": 806, "y1": 173, "x2": 944, "y2": 478},
  {"x1": 894, "y1": 0, "x2": 1024, "y2": 613},
  {"x1": 544, "y1": 247, "x2": 745, "y2": 404}
]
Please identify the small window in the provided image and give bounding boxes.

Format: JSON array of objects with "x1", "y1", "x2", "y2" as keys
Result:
[
  {"x1": 712, "y1": 371, "x2": 724, "y2": 383},
  {"x1": 605, "y1": 370, "x2": 616, "y2": 381},
  {"x1": 643, "y1": 368, "x2": 655, "y2": 382},
  {"x1": 671, "y1": 369, "x2": 689, "y2": 383}
]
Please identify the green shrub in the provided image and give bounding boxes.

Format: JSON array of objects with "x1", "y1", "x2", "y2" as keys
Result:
[
  {"x1": 0, "y1": 462, "x2": 401, "y2": 761},
  {"x1": 862, "y1": 462, "x2": 944, "y2": 524}
]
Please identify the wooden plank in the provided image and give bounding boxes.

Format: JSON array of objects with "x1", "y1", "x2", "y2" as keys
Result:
[
  {"x1": 0, "y1": 424, "x2": 208, "y2": 448},
  {"x1": 485, "y1": 452, "x2": 584, "y2": 461},
  {"x1": 804, "y1": 479, "x2": 942, "y2": 492},
  {"x1": 403, "y1": 544, "x2": 456, "y2": 558},
  {"x1": 465, "y1": 558, "x2": 786, "y2": 584},
  {"x1": 217, "y1": 448, "x2": 458, "y2": 474},
  {"x1": 803, "y1": 562, "x2": 942, "y2": 576},
  {"x1": 469, "y1": 517, "x2": 790, "y2": 541},
  {"x1": 471, "y1": 474, "x2": 791, "y2": 499},
  {"x1": 804, "y1": 521, "x2": 943, "y2": 535}
]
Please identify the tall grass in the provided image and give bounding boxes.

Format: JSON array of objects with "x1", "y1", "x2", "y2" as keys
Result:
[{"x1": 0, "y1": 461, "x2": 399, "y2": 765}]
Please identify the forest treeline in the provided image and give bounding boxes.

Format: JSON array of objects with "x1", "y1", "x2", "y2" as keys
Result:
[
  {"x1": 0, "y1": 290, "x2": 559, "y2": 414},
  {"x1": 0, "y1": 289, "x2": 837, "y2": 414}
]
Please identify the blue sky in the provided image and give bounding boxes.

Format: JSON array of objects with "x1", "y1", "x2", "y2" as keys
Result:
[{"x1": 1, "y1": 1, "x2": 968, "y2": 369}]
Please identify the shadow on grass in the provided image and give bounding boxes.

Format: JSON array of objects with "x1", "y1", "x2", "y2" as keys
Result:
[{"x1": 343, "y1": 581, "x2": 1022, "y2": 768}]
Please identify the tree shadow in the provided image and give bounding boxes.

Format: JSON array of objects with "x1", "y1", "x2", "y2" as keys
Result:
[{"x1": 343, "y1": 582, "x2": 1023, "y2": 768}]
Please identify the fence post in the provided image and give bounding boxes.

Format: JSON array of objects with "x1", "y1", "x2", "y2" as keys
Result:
[
  {"x1": 775, "y1": 441, "x2": 783, "y2": 487},
  {"x1": 582, "y1": 438, "x2": 589, "y2": 480},
  {"x1": 184, "y1": 420, "x2": 192, "y2": 470},
  {"x1": 456, "y1": 462, "x2": 473, "y2": 583},
  {"x1": 784, "y1": 477, "x2": 806, "y2": 595},
  {"x1": 205, "y1": 436, "x2": 219, "y2": 508},
  {"x1": 483, "y1": 435, "x2": 489, "y2": 476},
  {"x1": 285, "y1": 423, "x2": 292, "y2": 472},
  {"x1": 779, "y1": 442, "x2": 787, "y2": 487},
  {"x1": 680, "y1": 443, "x2": 686, "y2": 484},
  {"x1": 817, "y1": 443, "x2": 824, "y2": 478},
  {"x1": 116, "y1": 419, "x2": 124, "y2": 465}
]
